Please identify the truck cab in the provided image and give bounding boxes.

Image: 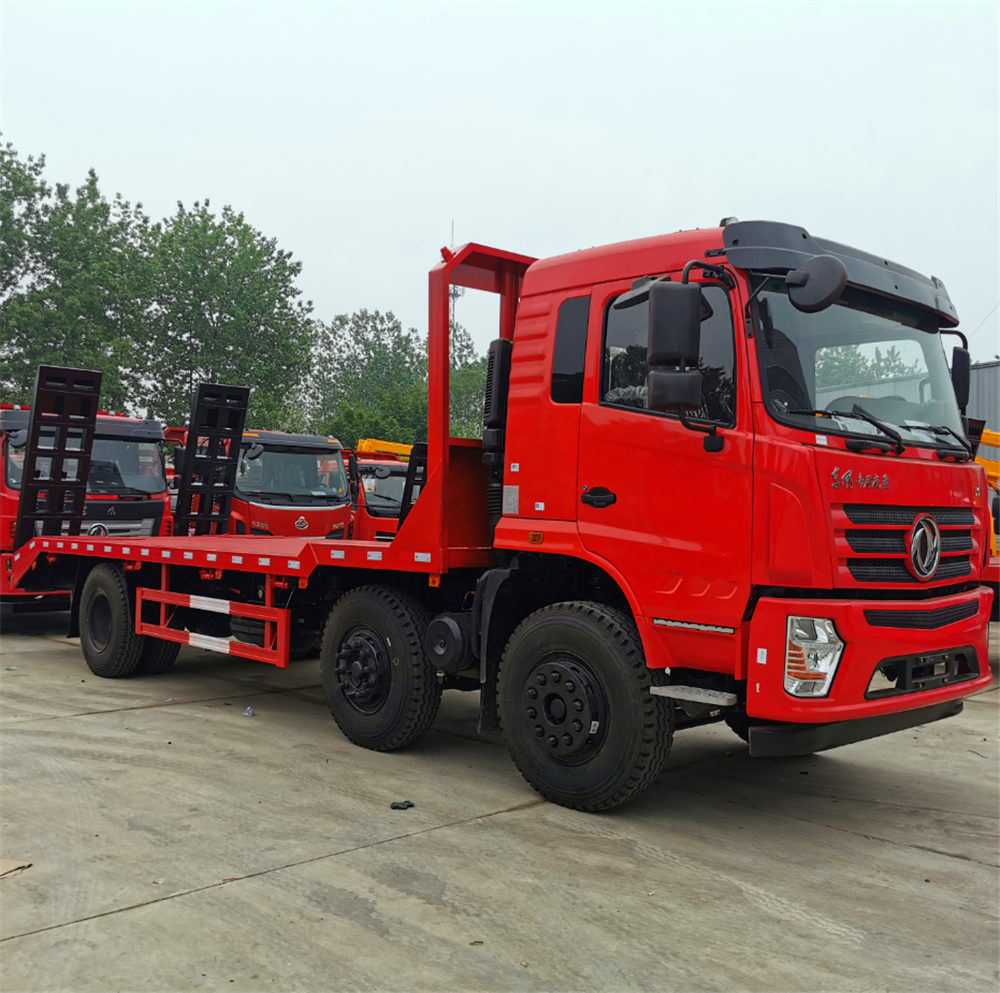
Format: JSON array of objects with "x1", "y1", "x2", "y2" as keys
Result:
[
  {"x1": 1, "y1": 406, "x2": 169, "y2": 608},
  {"x1": 495, "y1": 220, "x2": 989, "y2": 735},
  {"x1": 231, "y1": 430, "x2": 351, "y2": 539}
]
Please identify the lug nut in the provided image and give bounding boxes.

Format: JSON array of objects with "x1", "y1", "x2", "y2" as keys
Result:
[
  {"x1": 527, "y1": 687, "x2": 537, "y2": 700},
  {"x1": 536, "y1": 674, "x2": 547, "y2": 685},
  {"x1": 551, "y1": 671, "x2": 561, "y2": 683},
  {"x1": 573, "y1": 699, "x2": 583, "y2": 711},
  {"x1": 572, "y1": 719, "x2": 582, "y2": 732},
  {"x1": 547, "y1": 736, "x2": 558, "y2": 748},
  {"x1": 527, "y1": 707, "x2": 537, "y2": 719},
  {"x1": 565, "y1": 681, "x2": 575, "y2": 692},
  {"x1": 534, "y1": 726, "x2": 544, "y2": 737},
  {"x1": 562, "y1": 734, "x2": 572, "y2": 746}
]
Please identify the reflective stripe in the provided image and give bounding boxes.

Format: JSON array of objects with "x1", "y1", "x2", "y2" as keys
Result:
[
  {"x1": 189, "y1": 595, "x2": 231, "y2": 615},
  {"x1": 188, "y1": 632, "x2": 233, "y2": 653}
]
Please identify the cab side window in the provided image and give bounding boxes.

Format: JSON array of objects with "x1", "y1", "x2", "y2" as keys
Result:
[
  {"x1": 551, "y1": 296, "x2": 590, "y2": 404},
  {"x1": 601, "y1": 282, "x2": 736, "y2": 424}
]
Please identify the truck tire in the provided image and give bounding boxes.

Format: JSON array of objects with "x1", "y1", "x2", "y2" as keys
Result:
[
  {"x1": 498, "y1": 601, "x2": 673, "y2": 811},
  {"x1": 136, "y1": 638, "x2": 181, "y2": 675},
  {"x1": 79, "y1": 564, "x2": 145, "y2": 678},
  {"x1": 231, "y1": 616, "x2": 316, "y2": 660},
  {"x1": 320, "y1": 585, "x2": 440, "y2": 751}
]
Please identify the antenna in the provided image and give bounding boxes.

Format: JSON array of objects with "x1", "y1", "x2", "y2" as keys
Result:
[{"x1": 449, "y1": 219, "x2": 464, "y2": 325}]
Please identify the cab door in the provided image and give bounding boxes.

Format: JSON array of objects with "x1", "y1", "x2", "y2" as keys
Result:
[{"x1": 576, "y1": 274, "x2": 754, "y2": 631}]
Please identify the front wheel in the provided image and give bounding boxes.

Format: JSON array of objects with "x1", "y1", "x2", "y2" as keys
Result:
[{"x1": 498, "y1": 601, "x2": 673, "y2": 811}]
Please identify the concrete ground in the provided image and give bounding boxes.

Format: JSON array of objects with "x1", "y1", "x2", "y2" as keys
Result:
[{"x1": 0, "y1": 614, "x2": 997, "y2": 993}]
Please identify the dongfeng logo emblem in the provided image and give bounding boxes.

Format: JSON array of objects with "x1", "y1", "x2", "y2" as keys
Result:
[
  {"x1": 294, "y1": 516, "x2": 308, "y2": 530},
  {"x1": 88, "y1": 523, "x2": 109, "y2": 537},
  {"x1": 907, "y1": 515, "x2": 941, "y2": 581}
]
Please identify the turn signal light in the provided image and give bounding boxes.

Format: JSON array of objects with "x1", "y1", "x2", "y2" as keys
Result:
[
  {"x1": 784, "y1": 616, "x2": 844, "y2": 698},
  {"x1": 527, "y1": 532, "x2": 544, "y2": 545}
]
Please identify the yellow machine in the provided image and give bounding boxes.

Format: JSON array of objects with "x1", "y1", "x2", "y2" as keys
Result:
[
  {"x1": 355, "y1": 438, "x2": 413, "y2": 459},
  {"x1": 977, "y1": 428, "x2": 998, "y2": 558}
]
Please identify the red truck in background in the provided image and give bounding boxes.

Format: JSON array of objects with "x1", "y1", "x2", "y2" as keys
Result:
[
  {"x1": 1, "y1": 404, "x2": 170, "y2": 612},
  {"x1": 350, "y1": 449, "x2": 412, "y2": 542},
  {"x1": 11, "y1": 220, "x2": 994, "y2": 812},
  {"x1": 166, "y1": 427, "x2": 351, "y2": 539}
]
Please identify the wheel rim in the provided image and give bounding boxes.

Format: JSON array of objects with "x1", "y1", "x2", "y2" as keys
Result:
[
  {"x1": 335, "y1": 626, "x2": 391, "y2": 714},
  {"x1": 88, "y1": 592, "x2": 112, "y2": 653},
  {"x1": 521, "y1": 655, "x2": 608, "y2": 766}
]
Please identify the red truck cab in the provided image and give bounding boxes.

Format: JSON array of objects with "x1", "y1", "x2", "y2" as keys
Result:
[
  {"x1": 349, "y1": 452, "x2": 411, "y2": 542},
  {"x1": 1, "y1": 406, "x2": 169, "y2": 609},
  {"x1": 231, "y1": 430, "x2": 351, "y2": 539}
]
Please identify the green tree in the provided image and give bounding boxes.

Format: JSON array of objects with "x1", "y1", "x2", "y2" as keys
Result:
[
  {"x1": 140, "y1": 200, "x2": 314, "y2": 428},
  {"x1": 448, "y1": 320, "x2": 486, "y2": 438},
  {"x1": 0, "y1": 150, "x2": 150, "y2": 410},
  {"x1": 307, "y1": 309, "x2": 428, "y2": 446},
  {"x1": 816, "y1": 343, "x2": 921, "y2": 391}
]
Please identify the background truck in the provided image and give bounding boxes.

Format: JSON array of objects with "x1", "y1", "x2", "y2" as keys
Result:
[
  {"x1": 10, "y1": 220, "x2": 994, "y2": 811},
  {"x1": 2, "y1": 399, "x2": 170, "y2": 611}
]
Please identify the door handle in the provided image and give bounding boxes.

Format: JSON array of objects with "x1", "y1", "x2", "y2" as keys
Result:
[{"x1": 581, "y1": 487, "x2": 616, "y2": 508}]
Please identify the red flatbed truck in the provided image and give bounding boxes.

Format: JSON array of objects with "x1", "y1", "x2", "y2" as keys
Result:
[{"x1": 10, "y1": 221, "x2": 994, "y2": 810}]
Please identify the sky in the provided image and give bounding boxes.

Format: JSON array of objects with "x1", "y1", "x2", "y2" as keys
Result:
[{"x1": 2, "y1": 0, "x2": 998, "y2": 363}]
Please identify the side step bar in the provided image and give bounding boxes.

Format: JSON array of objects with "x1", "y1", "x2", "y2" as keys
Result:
[
  {"x1": 136, "y1": 589, "x2": 290, "y2": 667},
  {"x1": 650, "y1": 686, "x2": 737, "y2": 707}
]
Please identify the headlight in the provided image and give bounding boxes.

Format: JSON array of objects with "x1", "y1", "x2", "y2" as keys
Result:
[{"x1": 784, "y1": 616, "x2": 844, "y2": 698}]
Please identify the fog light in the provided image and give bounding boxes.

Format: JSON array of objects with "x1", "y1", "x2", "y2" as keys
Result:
[{"x1": 784, "y1": 616, "x2": 844, "y2": 697}]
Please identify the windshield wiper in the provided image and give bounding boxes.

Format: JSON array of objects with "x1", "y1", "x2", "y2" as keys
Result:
[
  {"x1": 88, "y1": 485, "x2": 152, "y2": 498},
  {"x1": 920, "y1": 424, "x2": 972, "y2": 457},
  {"x1": 848, "y1": 405, "x2": 905, "y2": 455},
  {"x1": 784, "y1": 406, "x2": 905, "y2": 455}
]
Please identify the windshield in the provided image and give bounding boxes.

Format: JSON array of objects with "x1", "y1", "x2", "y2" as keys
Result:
[
  {"x1": 236, "y1": 445, "x2": 348, "y2": 504},
  {"x1": 3, "y1": 436, "x2": 166, "y2": 494},
  {"x1": 359, "y1": 465, "x2": 415, "y2": 516},
  {"x1": 755, "y1": 281, "x2": 964, "y2": 448}
]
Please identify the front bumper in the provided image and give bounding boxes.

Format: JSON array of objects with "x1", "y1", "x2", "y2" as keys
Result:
[
  {"x1": 748, "y1": 699, "x2": 963, "y2": 757},
  {"x1": 746, "y1": 585, "x2": 992, "y2": 723}
]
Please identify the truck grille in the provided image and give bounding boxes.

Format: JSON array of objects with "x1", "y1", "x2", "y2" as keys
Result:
[
  {"x1": 847, "y1": 556, "x2": 971, "y2": 584},
  {"x1": 835, "y1": 503, "x2": 979, "y2": 586},
  {"x1": 88, "y1": 519, "x2": 157, "y2": 538},
  {"x1": 844, "y1": 505, "x2": 974, "y2": 526},
  {"x1": 864, "y1": 600, "x2": 979, "y2": 629}
]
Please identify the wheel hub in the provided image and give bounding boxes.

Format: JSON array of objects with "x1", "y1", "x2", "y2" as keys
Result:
[
  {"x1": 335, "y1": 629, "x2": 390, "y2": 713},
  {"x1": 522, "y1": 657, "x2": 606, "y2": 763}
]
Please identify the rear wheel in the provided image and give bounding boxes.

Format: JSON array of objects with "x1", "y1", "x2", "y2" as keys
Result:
[
  {"x1": 320, "y1": 586, "x2": 440, "y2": 750},
  {"x1": 231, "y1": 616, "x2": 316, "y2": 660},
  {"x1": 79, "y1": 564, "x2": 144, "y2": 678},
  {"x1": 135, "y1": 638, "x2": 180, "y2": 675},
  {"x1": 498, "y1": 601, "x2": 673, "y2": 811}
]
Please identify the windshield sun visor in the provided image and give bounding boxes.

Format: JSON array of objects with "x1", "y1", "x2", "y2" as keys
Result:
[{"x1": 723, "y1": 221, "x2": 958, "y2": 327}]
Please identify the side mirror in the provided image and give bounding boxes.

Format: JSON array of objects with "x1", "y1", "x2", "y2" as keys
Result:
[
  {"x1": 647, "y1": 368, "x2": 702, "y2": 411},
  {"x1": 347, "y1": 452, "x2": 359, "y2": 510},
  {"x1": 646, "y1": 282, "x2": 703, "y2": 413},
  {"x1": 950, "y1": 346, "x2": 971, "y2": 412},
  {"x1": 172, "y1": 444, "x2": 185, "y2": 469},
  {"x1": 786, "y1": 255, "x2": 848, "y2": 313},
  {"x1": 245, "y1": 442, "x2": 265, "y2": 460},
  {"x1": 8, "y1": 429, "x2": 28, "y2": 449},
  {"x1": 647, "y1": 281, "x2": 702, "y2": 366}
]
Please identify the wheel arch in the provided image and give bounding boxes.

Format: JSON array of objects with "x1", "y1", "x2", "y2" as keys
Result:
[{"x1": 474, "y1": 552, "x2": 644, "y2": 732}]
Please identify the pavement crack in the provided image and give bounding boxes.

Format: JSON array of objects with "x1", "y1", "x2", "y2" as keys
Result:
[{"x1": 0, "y1": 797, "x2": 546, "y2": 944}]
